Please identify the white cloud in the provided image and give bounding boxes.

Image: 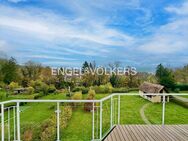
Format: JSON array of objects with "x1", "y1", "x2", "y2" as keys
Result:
[
  {"x1": 138, "y1": 1, "x2": 188, "y2": 54},
  {"x1": 8, "y1": 0, "x2": 26, "y2": 3},
  {"x1": 165, "y1": 2, "x2": 188, "y2": 15},
  {"x1": 0, "y1": 5, "x2": 134, "y2": 47}
]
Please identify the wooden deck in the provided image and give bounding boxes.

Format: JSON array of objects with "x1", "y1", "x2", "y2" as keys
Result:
[{"x1": 103, "y1": 125, "x2": 188, "y2": 141}]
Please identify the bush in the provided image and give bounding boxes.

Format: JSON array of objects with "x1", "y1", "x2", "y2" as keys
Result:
[
  {"x1": 112, "y1": 87, "x2": 128, "y2": 93},
  {"x1": 60, "y1": 106, "x2": 72, "y2": 128},
  {"x1": 175, "y1": 84, "x2": 188, "y2": 91},
  {"x1": 27, "y1": 86, "x2": 34, "y2": 95},
  {"x1": 88, "y1": 89, "x2": 95, "y2": 99},
  {"x1": 92, "y1": 83, "x2": 113, "y2": 94},
  {"x1": 34, "y1": 93, "x2": 43, "y2": 99},
  {"x1": 174, "y1": 88, "x2": 180, "y2": 93},
  {"x1": 72, "y1": 87, "x2": 89, "y2": 94},
  {"x1": 21, "y1": 123, "x2": 40, "y2": 141},
  {"x1": 84, "y1": 89, "x2": 96, "y2": 112},
  {"x1": 40, "y1": 106, "x2": 72, "y2": 141},
  {"x1": 9, "y1": 82, "x2": 19, "y2": 91},
  {"x1": 71, "y1": 92, "x2": 82, "y2": 107},
  {"x1": 0, "y1": 90, "x2": 6, "y2": 100},
  {"x1": 48, "y1": 84, "x2": 56, "y2": 93},
  {"x1": 71, "y1": 92, "x2": 82, "y2": 100},
  {"x1": 40, "y1": 117, "x2": 56, "y2": 141}
]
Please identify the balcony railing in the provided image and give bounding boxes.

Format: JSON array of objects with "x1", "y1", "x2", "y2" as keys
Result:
[{"x1": 0, "y1": 93, "x2": 188, "y2": 141}]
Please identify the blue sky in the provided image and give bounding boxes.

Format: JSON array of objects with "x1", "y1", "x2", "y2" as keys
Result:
[{"x1": 0, "y1": 0, "x2": 188, "y2": 71}]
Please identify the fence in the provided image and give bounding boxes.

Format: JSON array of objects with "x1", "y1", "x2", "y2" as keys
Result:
[{"x1": 0, "y1": 93, "x2": 188, "y2": 141}]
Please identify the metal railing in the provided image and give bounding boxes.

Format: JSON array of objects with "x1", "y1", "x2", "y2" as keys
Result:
[{"x1": 0, "y1": 93, "x2": 187, "y2": 141}]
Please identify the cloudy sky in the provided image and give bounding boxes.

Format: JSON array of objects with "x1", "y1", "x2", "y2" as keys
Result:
[{"x1": 0, "y1": 0, "x2": 188, "y2": 71}]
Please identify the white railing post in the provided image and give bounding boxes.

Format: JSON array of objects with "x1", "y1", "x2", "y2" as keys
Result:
[
  {"x1": 8, "y1": 107, "x2": 10, "y2": 141},
  {"x1": 1, "y1": 104, "x2": 4, "y2": 141},
  {"x1": 99, "y1": 101, "x2": 103, "y2": 140},
  {"x1": 92, "y1": 102, "x2": 95, "y2": 140},
  {"x1": 56, "y1": 102, "x2": 60, "y2": 141},
  {"x1": 17, "y1": 102, "x2": 21, "y2": 141},
  {"x1": 110, "y1": 96, "x2": 113, "y2": 128},
  {"x1": 162, "y1": 94, "x2": 166, "y2": 126},
  {"x1": 118, "y1": 95, "x2": 120, "y2": 124},
  {"x1": 13, "y1": 106, "x2": 16, "y2": 140}
]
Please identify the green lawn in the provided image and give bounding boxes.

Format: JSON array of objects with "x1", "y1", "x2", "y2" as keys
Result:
[{"x1": 1, "y1": 92, "x2": 188, "y2": 141}]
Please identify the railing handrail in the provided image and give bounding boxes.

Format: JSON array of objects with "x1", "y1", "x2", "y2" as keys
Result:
[
  {"x1": 1, "y1": 93, "x2": 188, "y2": 141},
  {"x1": 1, "y1": 93, "x2": 187, "y2": 104}
]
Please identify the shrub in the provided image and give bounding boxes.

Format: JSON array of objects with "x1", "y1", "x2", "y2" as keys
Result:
[
  {"x1": 27, "y1": 86, "x2": 34, "y2": 95},
  {"x1": 21, "y1": 123, "x2": 40, "y2": 141},
  {"x1": 72, "y1": 87, "x2": 89, "y2": 94},
  {"x1": 0, "y1": 90, "x2": 6, "y2": 100},
  {"x1": 174, "y1": 88, "x2": 180, "y2": 93},
  {"x1": 9, "y1": 82, "x2": 19, "y2": 91},
  {"x1": 60, "y1": 106, "x2": 72, "y2": 128},
  {"x1": 175, "y1": 84, "x2": 188, "y2": 91},
  {"x1": 48, "y1": 84, "x2": 56, "y2": 93},
  {"x1": 40, "y1": 117, "x2": 56, "y2": 141},
  {"x1": 112, "y1": 87, "x2": 128, "y2": 93},
  {"x1": 72, "y1": 92, "x2": 82, "y2": 100},
  {"x1": 0, "y1": 82, "x2": 5, "y2": 89},
  {"x1": 88, "y1": 89, "x2": 95, "y2": 99},
  {"x1": 92, "y1": 83, "x2": 113, "y2": 94},
  {"x1": 84, "y1": 89, "x2": 96, "y2": 112},
  {"x1": 34, "y1": 93, "x2": 43, "y2": 99},
  {"x1": 71, "y1": 92, "x2": 82, "y2": 107},
  {"x1": 40, "y1": 106, "x2": 72, "y2": 141}
]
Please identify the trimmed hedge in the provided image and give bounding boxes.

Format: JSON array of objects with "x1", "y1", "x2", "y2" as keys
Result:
[{"x1": 175, "y1": 84, "x2": 188, "y2": 91}]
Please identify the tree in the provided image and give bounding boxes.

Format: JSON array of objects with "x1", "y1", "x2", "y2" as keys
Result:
[
  {"x1": 1, "y1": 57, "x2": 18, "y2": 84},
  {"x1": 21, "y1": 61, "x2": 42, "y2": 81},
  {"x1": 82, "y1": 61, "x2": 89, "y2": 73},
  {"x1": 155, "y1": 64, "x2": 175, "y2": 89}
]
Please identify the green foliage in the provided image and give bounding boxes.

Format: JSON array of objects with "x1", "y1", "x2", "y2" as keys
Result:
[
  {"x1": 174, "y1": 84, "x2": 188, "y2": 91},
  {"x1": 112, "y1": 87, "x2": 128, "y2": 93},
  {"x1": 33, "y1": 93, "x2": 44, "y2": 99},
  {"x1": 174, "y1": 88, "x2": 180, "y2": 93},
  {"x1": 1, "y1": 57, "x2": 19, "y2": 84},
  {"x1": 9, "y1": 82, "x2": 19, "y2": 91},
  {"x1": 21, "y1": 123, "x2": 40, "y2": 141},
  {"x1": 30, "y1": 80, "x2": 49, "y2": 95},
  {"x1": 72, "y1": 86, "x2": 89, "y2": 94},
  {"x1": 48, "y1": 84, "x2": 56, "y2": 93},
  {"x1": 40, "y1": 106, "x2": 72, "y2": 141},
  {"x1": 174, "y1": 65, "x2": 188, "y2": 83},
  {"x1": 92, "y1": 83, "x2": 113, "y2": 94},
  {"x1": 87, "y1": 89, "x2": 95, "y2": 99},
  {"x1": 155, "y1": 64, "x2": 176, "y2": 89},
  {"x1": 0, "y1": 90, "x2": 6, "y2": 100},
  {"x1": 21, "y1": 61, "x2": 42, "y2": 81},
  {"x1": 110, "y1": 73, "x2": 118, "y2": 87},
  {"x1": 71, "y1": 92, "x2": 82, "y2": 107},
  {"x1": 40, "y1": 117, "x2": 56, "y2": 141},
  {"x1": 72, "y1": 92, "x2": 82, "y2": 100},
  {"x1": 27, "y1": 86, "x2": 34, "y2": 95}
]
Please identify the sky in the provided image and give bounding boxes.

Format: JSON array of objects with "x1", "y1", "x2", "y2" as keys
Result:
[{"x1": 0, "y1": 0, "x2": 188, "y2": 71}]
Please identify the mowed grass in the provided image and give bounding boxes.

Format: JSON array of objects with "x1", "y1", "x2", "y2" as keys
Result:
[
  {"x1": 1, "y1": 92, "x2": 188, "y2": 141},
  {"x1": 145, "y1": 102, "x2": 188, "y2": 124}
]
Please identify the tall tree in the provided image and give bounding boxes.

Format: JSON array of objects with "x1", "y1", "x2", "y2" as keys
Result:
[
  {"x1": 1, "y1": 57, "x2": 18, "y2": 84},
  {"x1": 155, "y1": 64, "x2": 175, "y2": 89},
  {"x1": 21, "y1": 61, "x2": 42, "y2": 80}
]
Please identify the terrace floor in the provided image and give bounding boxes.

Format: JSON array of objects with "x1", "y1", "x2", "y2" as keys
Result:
[{"x1": 103, "y1": 125, "x2": 188, "y2": 141}]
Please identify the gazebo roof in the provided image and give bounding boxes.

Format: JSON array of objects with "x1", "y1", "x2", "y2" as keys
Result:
[{"x1": 139, "y1": 82, "x2": 166, "y2": 93}]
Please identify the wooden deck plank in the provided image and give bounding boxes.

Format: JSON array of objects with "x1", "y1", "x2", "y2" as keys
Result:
[
  {"x1": 117, "y1": 126, "x2": 128, "y2": 141},
  {"x1": 116, "y1": 126, "x2": 127, "y2": 141},
  {"x1": 145, "y1": 125, "x2": 164, "y2": 141},
  {"x1": 103, "y1": 125, "x2": 188, "y2": 141}
]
